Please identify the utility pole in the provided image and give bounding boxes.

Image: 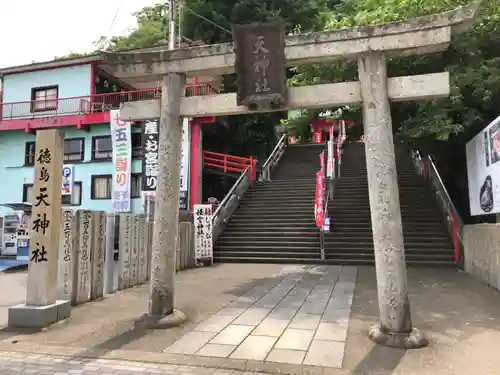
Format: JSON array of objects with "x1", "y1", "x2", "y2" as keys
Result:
[{"x1": 167, "y1": 0, "x2": 177, "y2": 50}]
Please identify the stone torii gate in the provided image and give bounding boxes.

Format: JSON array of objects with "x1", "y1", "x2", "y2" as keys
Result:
[{"x1": 101, "y1": 3, "x2": 478, "y2": 347}]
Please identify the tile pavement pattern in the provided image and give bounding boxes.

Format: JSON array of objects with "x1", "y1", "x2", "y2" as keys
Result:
[
  {"x1": 166, "y1": 265, "x2": 357, "y2": 368},
  {"x1": 0, "y1": 351, "x2": 239, "y2": 374}
]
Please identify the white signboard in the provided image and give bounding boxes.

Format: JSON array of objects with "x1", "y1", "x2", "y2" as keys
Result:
[
  {"x1": 326, "y1": 139, "x2": 334, "y2": 178},
  {"x1": 61, "y1": 165, "x2": 74, "y2": 195},
  {"x1": 180, "y1": 118, "x2": 191, "y2": 209},
  {"x1": 194, "y1": 204, "x2": 213, "y2": 262},
  {"x1": 466, "y1": 114, "x2": 500, "y2": 216},
  {"x1": 110, "y1": 109, "x2": 132, "y2": 212}
]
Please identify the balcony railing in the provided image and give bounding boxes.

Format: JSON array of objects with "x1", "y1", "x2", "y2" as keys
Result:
[{"x1": 0, "y1": 83, "x2": 217, "y2": 121}]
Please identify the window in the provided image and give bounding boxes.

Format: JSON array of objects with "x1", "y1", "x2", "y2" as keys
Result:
[
  {"x1": 61, "y1": 182, "x2": 82, "y2": 206},
  {"x1": 25, "y1": 142, "x2": 36, "y2": 165},
  {"x1": 31, "y1": 86, "x2": 58, "y2": 112},
  {"x1": 132, "y1": 133, "x2": 142, "y2": 158},
  {"x1": 64, "y1": 138, "x2": 84, "y2": 162},
  {"x1": 25, "y1": 139, "x2": 85, "y2": 165},
  {"x1": 22, "y1": 184, "x2": 34, "y2": 204},
  {"x1": 23, "y1": 182, "x2": 82, "y2": 206},
  {"x1": 131, "y1": 174, "x2": 142, "y2": 198},
  {"x1": 91, "y1": 174, "x2": 142, "y2": 199},
  {"x1": 92, "y1": 136, "x2": 113, "y2": 160},
  {"x1": 91, "y1": 133, "x2": 141, "y2": 160},
  {"x1": 91, "y1": 175, "x2": 112, "y2": 199}
]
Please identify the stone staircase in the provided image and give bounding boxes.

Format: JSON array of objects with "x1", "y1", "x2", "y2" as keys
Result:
[
  {"x1": 213, "y1": 144, "x2": 324, "y2": 264},
  {"x1": 325, "y1": 142, "x2": 456, "y2": 267}
]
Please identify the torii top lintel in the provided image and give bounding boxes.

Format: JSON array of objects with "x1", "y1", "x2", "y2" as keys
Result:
[{"x1": 101, "y1": 2, "x2": 479, "y2": 79}]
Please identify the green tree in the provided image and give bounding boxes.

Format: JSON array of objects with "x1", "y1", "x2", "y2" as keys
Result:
[
  {"x1": 288, "y1": 0, "x2": 499, "y2": 221},
  {"x1": 94, "y1": 1, "x2": 337, "y2": 163}
]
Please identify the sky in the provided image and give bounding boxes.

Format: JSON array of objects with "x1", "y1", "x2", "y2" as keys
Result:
[{"x1": 0, "y1": 0, "x2": 162, "y2": 68}]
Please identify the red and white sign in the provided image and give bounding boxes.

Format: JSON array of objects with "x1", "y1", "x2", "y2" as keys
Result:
[
  {"x1": 314, "y1": 170, "x2": 325, "y2": 228},
  {"x1": 327, "y1": 127, "x2": 334, "y2": 178},
  {"x1": 313, "y1": 131, "x2": 322, "y2": 143}
]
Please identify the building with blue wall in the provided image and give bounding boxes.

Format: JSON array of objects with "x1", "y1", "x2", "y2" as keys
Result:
[
  {"x1": 0, "y1": 125, "x2": 144, "y2": 216},
  {"x1": 0, "y1": 53, "x2": 217, "y2": 219}
]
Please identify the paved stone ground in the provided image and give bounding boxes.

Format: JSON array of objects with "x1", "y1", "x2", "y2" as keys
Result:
[
  {"x1": 1, "y1": 265, "x2": 500, "y2": 375},
  {"x1": 165, "y1": 265, "x2": 356, "y2": 368},
  {"x1": 0, "y1": 351, "x2": 258, "y2": 374}
]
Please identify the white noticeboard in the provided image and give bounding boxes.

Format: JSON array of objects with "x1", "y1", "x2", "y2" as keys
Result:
[
  {"x1": 194, "y1": 204, "x2": 213, "y2": 263},
  {"x1": 466, "y1": 114, "x2": 500, "y2": 216}
]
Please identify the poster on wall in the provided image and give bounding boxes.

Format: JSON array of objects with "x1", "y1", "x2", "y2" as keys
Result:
[
  {"x1": 110, "y1": 109, "x2": 132, "y2": 212},
  {"x1": 466, "y1": 114, "x2": 500, "y2": 216},
  {"x1": 194, "y1": 204, "x2": 213, "y2": 265},
  {"x1": 179, "y1": 118, "x2": 191, "y2": 210}
]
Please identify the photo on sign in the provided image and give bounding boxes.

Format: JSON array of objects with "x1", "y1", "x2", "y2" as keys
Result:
[
  {"x1": 466, "y1": 114, "x2": 500, "y2": 216},
  {"x1": 489, "y1": 122, "x2": 500, "y2": 165}
]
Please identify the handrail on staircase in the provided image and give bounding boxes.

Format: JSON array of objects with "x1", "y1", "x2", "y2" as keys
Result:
[
  {"x1": 212, "y1": 166, "x2": 252, "y2": 242},
  {"x1": 410, "y1": 149, "x2": 464, "y2": 263},
  {"x1": 319, "y1": 133, "x2": 346, "y2": 259},
  {"x1": 261, "y1": 134, "x2": 288, "y2": 181}
]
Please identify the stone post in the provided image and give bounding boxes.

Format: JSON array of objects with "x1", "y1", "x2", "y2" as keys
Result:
[
  {"x1": 8, "y1": 129, "x2": 71, "y2": 328},
  {"x1": 118, "y1": 214, "x2": 132, "y2": 290},
  {"x1": 357, "y1": 52, "x2": 427, "y2": 348},
  {"x1": 104, "y1": 214, "x2": 116, "y2": 294},
  {"x1": 146, "y1": 73, "x2": 187, "y2": 326},
  {"x1": 90, "y1": 211, "x2": 106, "y2": 300},
  {"x1": 57, "y1": 209, "x2": 79, "y2": 302},
  {"x1": 138, "y1": 215, "x2": 148, "y2": 284},
  {"x1": 129, "y1": 215, "x2": 139, "y2": 286},
  {"x1": 75, "y1": 210, "x2": 93, "y2": 304}
]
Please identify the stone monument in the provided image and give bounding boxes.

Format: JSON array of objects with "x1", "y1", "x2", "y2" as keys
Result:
[{"x1": 8, "y1": 129, "x2": 71, "y2": 328}]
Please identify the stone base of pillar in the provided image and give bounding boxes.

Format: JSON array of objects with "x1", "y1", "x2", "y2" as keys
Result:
[
  {"x1": 368, "y1": 325, "x2": 428, "y2": 349},
  {"x1": 134, "y1": 309, "x2": 187, "y2": 330},
  {"x1": 8, "y1": 300, "x2": 71, "y2": 329}
]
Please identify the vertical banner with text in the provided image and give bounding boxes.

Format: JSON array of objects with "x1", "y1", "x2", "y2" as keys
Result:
[
  {"x1": 314, "y1": 153, "x2": 325, "y2": 228},
  {"x1": 110, "y1": 110, "x2": 132, "y2": 212},
  {"x1": 142, "y1": 120, "x2": 160, "y2": 192},
  {"x1": 179, "y1": 118, "x2": 191, "y2": 210}
]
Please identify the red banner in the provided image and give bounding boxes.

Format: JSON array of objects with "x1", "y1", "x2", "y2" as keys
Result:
[
  {"x1": 313, "y1": 131, "x2": 322, "y2": 143},
  {"x1": 314, "y1": 170, "x2": 325, "y2": 228}
]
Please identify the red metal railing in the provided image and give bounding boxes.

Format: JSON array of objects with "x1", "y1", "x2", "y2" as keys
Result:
[
  {"x1": 0, "y1": 83, "x2": 217, "y2": 121},
  {"x1": 202, "y1": 150, "x2": 257, "y2": 183}
]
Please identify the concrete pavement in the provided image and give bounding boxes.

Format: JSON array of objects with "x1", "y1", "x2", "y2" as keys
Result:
[{"x1": 0, "y1": 272, "x2": 26, "y2": 327}]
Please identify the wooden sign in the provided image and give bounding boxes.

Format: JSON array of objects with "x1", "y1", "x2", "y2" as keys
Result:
[
  {"x1": 232, "y1": 22, "x2": 287, "y2": 110},
  {"x1": 57, "y1": 209, "x2": 78, "y2": 302},
  {"x1": 26, "y1": 129, "x2": 64, "y2": 306},
  {"x1": 118, "y1": 214, "x2": 132, "y2": 290},
  {"x1": 75, "y1": 210, "x2": 92, "y2": 304},
  {"x1": 90, "y1": 211, "x2": 106, "y2": 300}
]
